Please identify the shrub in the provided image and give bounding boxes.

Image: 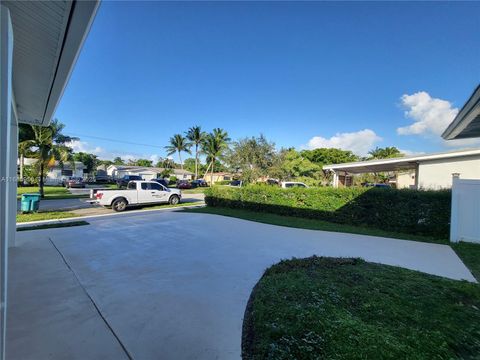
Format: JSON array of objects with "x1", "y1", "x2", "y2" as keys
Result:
[
  {"x1": 204, "y1": 185, "x2": 451, "y2": 238},
  {"x1": 168, "y1": 176, "x2": 177, "y2": 185}
]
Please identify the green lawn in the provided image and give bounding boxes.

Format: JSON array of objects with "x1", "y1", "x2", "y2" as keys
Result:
[
  {"x1": 184, "y1": 206, "x2": 447, "y2": 244},
  {"x1": 453, "y1": 242, "x2": 480, "y2": 281},
  {"x1": 243, "y1": 257, "x2": 480, "y2": 360},
  {"x1": 178, "y1": 188, "x2": 208, "y2": 194},
  {"x1": 17, "y1": 211, "x2": 80, "y2": 223},
  {"x1": 17, "y1": 186, "x2": 88, "y2": 200}
]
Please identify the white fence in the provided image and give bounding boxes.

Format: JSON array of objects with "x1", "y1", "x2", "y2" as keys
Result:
[{"x1": 450, "y1": 177, "x2": 480, "y2": 243}]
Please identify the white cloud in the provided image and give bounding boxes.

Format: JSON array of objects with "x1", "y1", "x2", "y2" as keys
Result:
[
  {"x1": 67, "y1": 140, "x2": 104, "y2": 155},
  {"x1": 397, "y1": 91, "x2": 458, "y2": 136},
  {"x1": 306, "y1": 129, "x2": 382, "y2": 156},
  {"x1": 66, "y1": 140, "x2": 163, "y2": 163}
]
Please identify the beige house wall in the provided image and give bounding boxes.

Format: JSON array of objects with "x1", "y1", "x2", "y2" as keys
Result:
[{"x1": 417, "y1": 155, "x2": 480, "y2": 189}]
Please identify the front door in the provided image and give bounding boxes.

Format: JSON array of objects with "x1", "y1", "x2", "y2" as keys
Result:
[{"x1": 138, "y1": 182, "x2": 168, "y2": 204}]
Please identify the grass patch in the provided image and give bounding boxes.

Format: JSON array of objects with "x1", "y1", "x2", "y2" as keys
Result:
[
  {"x1": 16, "y1": 211, "x2": 79, "y2": 223},
  {"x1": 184, "y1": 207, "x2": 447, "y2": 244},
  {"x1": 17, "y1": 220, "x2": 89, "y2": 232},
  {"x1": 137, "y1": 201, "x2": 203, "y2": 211},
  {"x1": 17, "y1": 186, "x2": 87, "y2": 200},
  {"x1": 243, "y1": 257, "x2": 480, "y2": 360},
  {"x1": 180, "y1": 188, "x2": 208, "y2": 194},
  {"x1": 453, "y1": 242, "x2": 480, "y2": 281}
]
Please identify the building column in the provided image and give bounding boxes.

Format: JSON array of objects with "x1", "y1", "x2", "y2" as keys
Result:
[
  {"x1": 0, "y1": 5, "x2": 13, "y2": 359},
  {"x1": 450, "y1": 173, "x2": 461, "y2": 243},
  {"x1": 332, "y1": 171, "x2": 339, "y2": 188}
]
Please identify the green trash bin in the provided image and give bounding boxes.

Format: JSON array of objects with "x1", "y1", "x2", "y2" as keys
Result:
[{"x1": 21, "y1": 193, "x2": 41, "y2": 213}]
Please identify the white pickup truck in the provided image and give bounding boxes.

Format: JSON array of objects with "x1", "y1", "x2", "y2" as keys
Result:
[{"x1": 93, "y1": 180, "x2": 182, "y2": 212}]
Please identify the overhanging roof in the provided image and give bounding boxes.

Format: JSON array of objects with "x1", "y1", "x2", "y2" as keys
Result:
[
  {"x1": 323, "y1": 148, "x2": 480, "y2": 174},
  {"x1": 442, "y1": 85, "x2": 480, "y2": 140},
  {"x1": 2, "y1": 0, "x2": 99, "y2": 126}
]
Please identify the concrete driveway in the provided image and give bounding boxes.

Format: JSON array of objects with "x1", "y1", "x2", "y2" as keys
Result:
[{"x1": 7, "y1": 211, "x2": 475, "y2": 359}]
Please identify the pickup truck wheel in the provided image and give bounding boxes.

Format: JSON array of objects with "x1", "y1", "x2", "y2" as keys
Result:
[
  {"x1": 112, "y1": 198, "x2": 127, "y2": 212},
  {"x1": 169, "y1": 195, "x2": 180, "y2": 205}
]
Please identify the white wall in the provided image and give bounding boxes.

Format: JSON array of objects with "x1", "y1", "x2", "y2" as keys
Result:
[
  {"x1": 396, "y1": 171, "x2": 416, "y2": 189},
  {"x1": 418, "y1": 155, "x2": 480, "y2": 189}
]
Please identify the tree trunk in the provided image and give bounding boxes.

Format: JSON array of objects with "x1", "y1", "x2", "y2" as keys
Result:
[
  {"x1": 39, "y1": 162, "x2": 45, "y2": 198},
  {"x1": 211, "y1": 157, "x2": 215, "y2": 185},
  {"x1": 178, "y1": 151, "x2": 183, "y2": 170},
  {"x1": 194, "y1": 144, "x2": 198, "y2": 180}
]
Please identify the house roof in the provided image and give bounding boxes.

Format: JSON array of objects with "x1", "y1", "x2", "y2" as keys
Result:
[
  {"x1": 3, "y1": 0, "x2": 99, "y2": 125},
  {"x1": 442, "y1": 84, "x2": 480, "y2": 140},
  {"x1": 323, "y1": 148, "x2": 480, "y2": 174},
  {"x1": 108, "y1": 165, "x2": 194, "y2": 175}
]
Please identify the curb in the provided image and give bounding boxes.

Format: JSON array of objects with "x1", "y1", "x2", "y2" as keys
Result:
[{"x1": 16, "y1": 202, "x2": 206, "y2": 228}]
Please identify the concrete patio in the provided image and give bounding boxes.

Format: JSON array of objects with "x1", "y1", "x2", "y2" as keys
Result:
[{"x1": 7, "y1": 211, "x2": 476, "y2": 359}]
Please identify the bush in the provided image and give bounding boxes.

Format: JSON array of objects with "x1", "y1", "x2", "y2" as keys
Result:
[
  {"x1": 215, "y1": 180, "x2": 231, "y2": 185},
  {"x1": 168, "y1": 176, "x2": 177, "y2": 185},
  {"x1": 204, "y1": 185, "x2": 451, "y2": 238}
]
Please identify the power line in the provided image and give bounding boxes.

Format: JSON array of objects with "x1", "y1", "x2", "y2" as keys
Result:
[{"x1": 66, "y1": 133, "x2": 164, "y2": 149}]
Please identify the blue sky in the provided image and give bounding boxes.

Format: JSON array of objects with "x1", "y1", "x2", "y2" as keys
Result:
[{"x1": 55, "y1": 1, "x2": 480, "y2": 161}]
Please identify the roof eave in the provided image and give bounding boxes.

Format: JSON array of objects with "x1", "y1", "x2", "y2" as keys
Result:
[
  {"x1": 40, "y1": 0, "x2": 100, "y2": 126},
  {"x1": 442, "y1": 85, "x2": 480, "y2": 140}
]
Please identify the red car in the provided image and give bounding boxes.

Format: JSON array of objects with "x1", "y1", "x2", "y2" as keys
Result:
[
  {"x1": 176, "y1": 180, "x2": 192, "y2": 189},
  {"x1": 65, "y1": 177, "x2": 86, "y2": 188}
]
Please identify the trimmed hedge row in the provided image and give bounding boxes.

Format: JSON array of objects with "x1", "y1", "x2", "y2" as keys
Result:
[{"x1": 204, "y1": 185, "x2": 451, "y2": 238}]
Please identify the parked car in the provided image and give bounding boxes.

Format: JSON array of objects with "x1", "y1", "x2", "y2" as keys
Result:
[
  {"x1": 64, "y1": 177, "x2": 86, "y2": 188},
  {"x1": 116, "y1": 175, "x2": 143, "y2": 188},
  {"x1": 95, "y1": 174, "x2": 112, "y2": 184},
  {"x1": 281, "y1": 181, "x2": 308, "y2": 188},
  {"x1": 229, "y1": 180, "x2": 243, "y2": 187},
  {"x1": 151, "y1": 178, "x2": 169, "y2": 188},
  {"x1": 177, "y1": 180, "x2": 192, "y2": 189},
  {"x1": 191, "y1": 179, "x2": 208, "y2": 188},
  {"x1": 362, "y1": 183, "x2": 391, "y2": 188},
  {"x1": 93, "y1": 180, "x2": 182, "y2": 212}
]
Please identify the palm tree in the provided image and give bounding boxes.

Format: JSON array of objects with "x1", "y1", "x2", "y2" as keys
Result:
[
  {"x1": 165, "y1": 134, "x2": 191, "y2": 170},
  {"x1": 185, "y1": 126, "x2": 205, "y2": 179},
  {"x1": 23, "y1": 119, "x2": 77, "y2": 197},
  {"x1": 202, "y1": 128, "x2": 230, "y2": 185}
]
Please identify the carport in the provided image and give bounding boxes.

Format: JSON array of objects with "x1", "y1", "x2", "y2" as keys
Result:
[{"x1": 0, "y1": 1, "x2": 99, "y2": 357}]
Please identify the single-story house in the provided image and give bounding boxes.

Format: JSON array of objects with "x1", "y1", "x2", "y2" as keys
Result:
[
  {"x1": 323, "y1": 148, "x2": 480, "y2": 190},
  {"x1": 203, "y1": 172, "x2": 235, "y2": 184},
  {"x1": 107, "y1": 165, "x2": 193, "y2": 181},
  {"x1": 21, "y1": 158, "x2": 86, "y2": 185}
]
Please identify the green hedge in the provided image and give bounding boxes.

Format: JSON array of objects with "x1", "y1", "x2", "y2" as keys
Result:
[{"x1": 204, "y1": 185, "x2": 451, "y2": 238}]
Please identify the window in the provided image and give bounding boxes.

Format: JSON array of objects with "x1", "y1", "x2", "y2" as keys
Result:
[
  {"x1": 61, "y1": 169, "x2": 73, "y2": 176},
  {"x1": 128, "y1": 182, "x2": 137, "y2": 190},
  {"x1": 150, "y1": 183, "x2": 161, "y2": 191},
  {"x1": 141, "y1": 183, "x2": 148, "y2": 190}
]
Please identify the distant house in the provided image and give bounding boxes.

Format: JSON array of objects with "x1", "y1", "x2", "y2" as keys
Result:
[
  {"x1": 323, "y1": 148, "x2": 480, "y2": 190},
  {"x1": 203, "y1": 172, "x2": 235, "y2": 185},
  {"x1": 106, "y1": 165, "x2": 193, "y2": 181},
  {"x1": 21, "y1": 158, "x2": 86, "y2": 186}
]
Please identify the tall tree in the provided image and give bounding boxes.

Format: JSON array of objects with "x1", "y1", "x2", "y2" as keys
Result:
[
  {"x1": 165, "y1": 134, "x2": 192, "y2": 170},
  {"x1": 185, "y1": 126, "x2": 205, "y2": 179},
  {"x1": 202, "y1": 128, "x2": 230, "y2": 184},
  {"x1": 368, "y1": 147, "x2": 403, "y2": 159},
  {"x1": 113, "y1": 157, "x2": 125, "y2": 165},
  {"x1": 20, "y1": 119, "x2": 77, "y2": 197},
  {"x1": 73, "y1": 152, "x2": 99, "y2": 174},
  {"x1": 301, "y1": 148, "x2": 359, "y2": 165},
  {"x1": 226, "y1": 135, "x2": 276, "y2": 183},
  {"x1": 135, "y1": 159, "x2": 153, "y2": 167}
]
